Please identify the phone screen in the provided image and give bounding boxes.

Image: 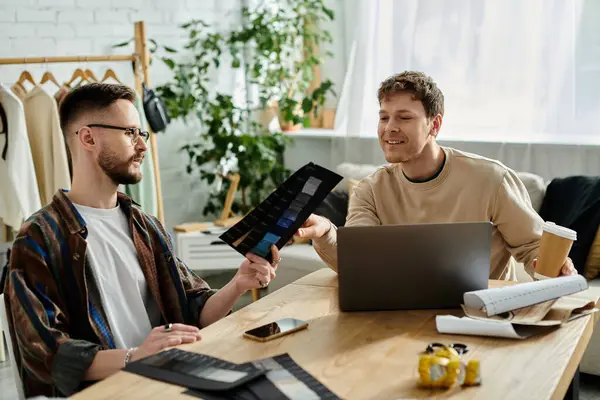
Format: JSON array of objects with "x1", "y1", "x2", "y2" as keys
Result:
[{"x1": 244, "y1": 318, "x2": 307, "y2": 339}]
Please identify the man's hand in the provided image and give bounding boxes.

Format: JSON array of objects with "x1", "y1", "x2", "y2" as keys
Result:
[
  {"x1": 233, "y1": 245, "x2": 279, "y2": 293},
  {"x1": 131, "y1": 323, "x2": 202, "y2": 362},
  {"x1": 198, "y1": 246, "x2": 280, "y2": 327},
  {"x1": 532, "y1": 257, "x2": 578, "y2": 277},
  {"x1": 557, "y1": 257, "x2": 578, "y2": 276},
  {"x1": 295, "y1": 214, "x2": 332, "y2": 240}
]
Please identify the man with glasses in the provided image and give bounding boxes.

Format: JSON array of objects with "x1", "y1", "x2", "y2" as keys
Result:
[{"x1": 3, "y1": 83, "x2": 279, "y2": 398}]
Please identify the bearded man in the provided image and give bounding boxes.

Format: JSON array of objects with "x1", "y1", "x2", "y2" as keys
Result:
[{"x1": 3, "y1": 83, "x2": 279, "y2": 398}]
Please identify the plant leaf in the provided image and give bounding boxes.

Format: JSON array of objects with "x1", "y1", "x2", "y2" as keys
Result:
[
  {"x1": 163, "y1": 46, "x2": 178, "y2": 53},
  {"x1": 322, "y1": 6, "x2": 335, "y2": 20},
  {"x1": 112, "y1": 39, "x2": 132, "y2": 48},
  {"x1": 301, "y1": 97, "x2": 313, "y2": 114},
  {"x1": 162, "y1": 58, "x2": 176, "y2": 70}
]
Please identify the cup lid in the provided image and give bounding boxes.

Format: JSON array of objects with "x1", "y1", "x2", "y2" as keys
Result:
[{"x1": 543, "y1": 221, "x2": 577, "y2": 241}]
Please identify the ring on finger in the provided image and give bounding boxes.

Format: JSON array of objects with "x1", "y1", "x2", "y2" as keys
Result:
[
  {"x1": 271, "y1": 257, "x2": 282, "y2": 266},
  {"x1": 257, "y1": 278, "x2": 267, "y2": 288},
  {"x1": 164, "y1": 323, "x2": 173, "y2": 332}
]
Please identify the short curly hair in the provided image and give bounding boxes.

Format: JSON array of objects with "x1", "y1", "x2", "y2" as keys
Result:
[{"x1": 377, "y1": 71, "x2": 444, "y2": 118}]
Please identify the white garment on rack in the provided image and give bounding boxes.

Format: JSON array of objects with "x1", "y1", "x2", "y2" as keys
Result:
[
  {"x1": 0, "y1": 84, "x2": 41, "y2": 230},
  {"x1": 18, "y1": 86, "x2": 71, "y2": 206}
]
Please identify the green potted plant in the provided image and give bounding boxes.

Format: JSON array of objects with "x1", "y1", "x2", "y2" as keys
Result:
[
  {"x1": 233, "y1": 0, "x2": 336, "y2": 131},
  {"x1": 115, "y1": 0, "x2": 335, "y2": 216}
]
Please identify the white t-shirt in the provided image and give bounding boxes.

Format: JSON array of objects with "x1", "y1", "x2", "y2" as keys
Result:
[{"x1": 74, "y1": 203, "x2": 161, "y2": 349}]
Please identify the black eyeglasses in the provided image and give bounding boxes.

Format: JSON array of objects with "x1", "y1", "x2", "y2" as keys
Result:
[{"x1": 77, "y1": 124, "x2": 150, "y2": 146}]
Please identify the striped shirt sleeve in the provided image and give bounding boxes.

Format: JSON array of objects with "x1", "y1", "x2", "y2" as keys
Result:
[{"x1": 6, "y1": 227, "x2": 101, "y2": 396}]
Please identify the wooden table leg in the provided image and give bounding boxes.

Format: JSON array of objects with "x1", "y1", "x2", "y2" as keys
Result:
[{"x1": 564, "y1": 366, "x2": 580, "y2": 400}]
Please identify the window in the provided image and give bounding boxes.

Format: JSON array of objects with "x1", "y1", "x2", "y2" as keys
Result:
[{"x1": 336, "y1": 0, "x2": 600, "y2": 142}]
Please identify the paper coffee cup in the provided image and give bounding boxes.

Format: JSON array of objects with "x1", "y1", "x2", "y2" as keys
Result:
[{"x1": 534, "y1": 222, "x2": 577, "y2": 280}]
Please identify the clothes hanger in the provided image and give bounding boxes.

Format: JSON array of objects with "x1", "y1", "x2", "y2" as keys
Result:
[
  {"x1": 65, "y1": 68, "x2": 87, "y2": 88},
  {"x1": 78, "y1": 57, "x2": 98, "y2": 83},
  {"x1": 15, "y1": 70, "x2": 36, "y2": 91},
  {"x1": 40, "y1": 71, "x2": 61, "y2": 89},
  {"x1": 101, "y1": 68, "x2": 121, "y2": 84},
  {"x1": 84, "y1": 69, "x2": 98, "y2": 82},
  {"x1": 39, "y1": 60, "x2": 61, "y2": 89}
]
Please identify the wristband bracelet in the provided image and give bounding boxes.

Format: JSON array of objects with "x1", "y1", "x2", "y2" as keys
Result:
[{"x1": 124, "y1": 347, "x2": 137, "y2": 366}]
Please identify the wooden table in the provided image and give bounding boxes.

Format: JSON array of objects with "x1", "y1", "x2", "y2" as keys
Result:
[{"x1": 74, "y1": 269, "x2": 599, "y2": 400}]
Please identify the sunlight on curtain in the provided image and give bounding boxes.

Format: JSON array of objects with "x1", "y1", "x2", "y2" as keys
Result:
[{"x1": 335, "y1": 0, "x2": 598, "y2": 143}]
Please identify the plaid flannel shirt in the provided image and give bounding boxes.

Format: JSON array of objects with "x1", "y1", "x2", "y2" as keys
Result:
[{"x1": 3, "y1": 190, "x2": 216, "y2": 398}]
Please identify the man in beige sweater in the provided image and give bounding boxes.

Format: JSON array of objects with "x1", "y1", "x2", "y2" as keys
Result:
[{"x1": 297, "y1": 71, "x2": 576, "y2": 280}]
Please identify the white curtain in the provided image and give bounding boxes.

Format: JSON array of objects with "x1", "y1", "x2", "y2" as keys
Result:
[
  {"x1": 335, "y1": 0, "x2": 596, "y2": 140},
  {"x1": 330, "y1": 0, "x2": 600, "y2": 177}
]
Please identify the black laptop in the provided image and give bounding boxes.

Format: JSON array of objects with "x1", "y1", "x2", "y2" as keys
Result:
[{"x1": 337, "y1": 222, "x2": 492, "y2": 311}]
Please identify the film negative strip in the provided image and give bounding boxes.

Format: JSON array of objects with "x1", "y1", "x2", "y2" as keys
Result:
[{"x1": 219, "y1": 162, "x2": 343, "y2": 262}]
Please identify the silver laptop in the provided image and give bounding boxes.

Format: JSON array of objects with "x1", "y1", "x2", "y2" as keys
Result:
[{"x1": 337, "y1": 222, "x2": 492, "y2": 311}]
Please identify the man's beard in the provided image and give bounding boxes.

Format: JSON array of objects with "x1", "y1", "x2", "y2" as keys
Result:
[{"x1": 98, "y1": 147, "x2": 143, "y2": 185}]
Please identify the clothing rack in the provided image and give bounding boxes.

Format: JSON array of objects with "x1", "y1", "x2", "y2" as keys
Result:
[
  {"x1": 0, "y1": 55, "x2": 136, "y2": 65},
  {"x1": 0, "y1": 21, "x2": 165, "y2": 231}
]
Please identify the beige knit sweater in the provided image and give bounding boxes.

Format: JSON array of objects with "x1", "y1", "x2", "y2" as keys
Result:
[
  {"x1": 314, "y1": 147, "x2": 543, "y2": 280},
  {"x1": 14, "y1": 86, "x2": 71, "y2": 205}
]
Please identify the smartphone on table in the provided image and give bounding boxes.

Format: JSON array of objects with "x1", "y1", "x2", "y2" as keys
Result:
[{"x1": 243, "y1": 318, "x2": 308, "y2": 342}]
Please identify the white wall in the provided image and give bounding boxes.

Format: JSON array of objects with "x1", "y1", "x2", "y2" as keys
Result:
[
  {"x1": 0, "y1": 0, "x2": 242, "y2": 229},
  {"x1": 0, "y1": 0, "x2": 347, "y2": 228}
]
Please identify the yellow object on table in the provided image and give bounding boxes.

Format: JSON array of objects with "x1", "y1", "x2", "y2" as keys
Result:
[{"x1": 418, "y1": 345, "x2": 481, "y2": 389}]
